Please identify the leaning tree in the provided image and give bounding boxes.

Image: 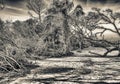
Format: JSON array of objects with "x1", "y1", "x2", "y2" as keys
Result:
[{"x1": 83, "y1": 8, "x2": 120, "y2": 56}]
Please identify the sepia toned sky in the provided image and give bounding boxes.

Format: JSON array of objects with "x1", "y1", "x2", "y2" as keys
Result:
[
  {"x1": 0, "y1": 0, "x2": 120, "y2": 40},
  {"x1": 0, "y1": 0, "x2": 120, "y2": 21}
]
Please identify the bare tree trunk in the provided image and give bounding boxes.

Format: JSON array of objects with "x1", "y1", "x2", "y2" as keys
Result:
[
  {"x1": 62, "y1": 15, "x2": 71, "y2": 55},
  {"x1": 38, "y1": 13, "x2": 42, "y2": 24}
]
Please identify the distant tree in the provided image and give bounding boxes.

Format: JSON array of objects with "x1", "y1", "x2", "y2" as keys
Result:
[
  {"x1": 27, "y1": 0, "x2": 46, "y2": 23},
  {"x1": 0, "y1": 0, "x2": 4, "y2": 10},
  {"x1": 13, "y1": 19, "x2": 38, "y2": 38}
]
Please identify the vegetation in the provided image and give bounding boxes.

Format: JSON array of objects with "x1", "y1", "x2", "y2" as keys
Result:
[
  {"x1": 83, "y1": 8, "x2": 120, "y2": 56},
  {"x1": 0, "y1": 0, "x2": 120, "y2": 83}
]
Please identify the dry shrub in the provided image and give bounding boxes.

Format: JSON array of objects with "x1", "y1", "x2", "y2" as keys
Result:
[{"x1": 0, "y1": 38, "x2": 36, "y2": 78}]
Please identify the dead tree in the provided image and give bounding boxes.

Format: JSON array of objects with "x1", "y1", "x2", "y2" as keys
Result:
[
  {"x1": 84, "y1": 8, "x2": 120, "y2": 56},
  {"x1": 27, "y1": 0, "x2": 46, "y2": 23},
  {"x1": 71, "y1": 7, "x2": 120, "y2": 56}
]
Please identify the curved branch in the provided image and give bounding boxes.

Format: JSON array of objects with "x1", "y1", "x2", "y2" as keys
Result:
[
  {"x1": 112, "y1": 23, "x2": 120, "y2": 36},
  {"x1": 97, "y1": 26, "x2": 117, "y2": 33},
  {"x1": 103, "y1": 47, "x2": 119, "y2": 56}
]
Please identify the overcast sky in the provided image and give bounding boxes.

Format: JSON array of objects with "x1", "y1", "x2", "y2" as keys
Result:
[{"x1": 0, "y1": 0, "x2": 120, "y2": 21}]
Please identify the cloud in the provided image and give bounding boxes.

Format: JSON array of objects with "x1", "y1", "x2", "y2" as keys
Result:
[
  {"x1": 0, "y1": 5, "x2": 29, "y2": 21},
  {"x1": 76, "y1": 0, "x2": 120, "y2": 7},
  {"x1": 5, "y1": 6, "x2": 27, "y2": 15},
  {"x1": 5, "y1": 0, "x2": 27, "y2": 9},
  {"x1": 0, "y1": 0, "x2": 120, "y2": 21},
  {"x1": 0, "y1": 0, "x2": 29, "y2": 21},
  {"x1": 76, "y1": 0, "x2": 120, "y2": 4}
]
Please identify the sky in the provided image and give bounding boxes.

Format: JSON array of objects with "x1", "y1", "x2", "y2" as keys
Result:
[
  {"x1": 0, "y1": 0, "x2": 29, "y2": 21},
  {"x1": 0, "y1": 0, "x2": 120, "y2": 40},
  {"x1": 0, "y1": 0, "x2": 120, "y2": 21}
]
